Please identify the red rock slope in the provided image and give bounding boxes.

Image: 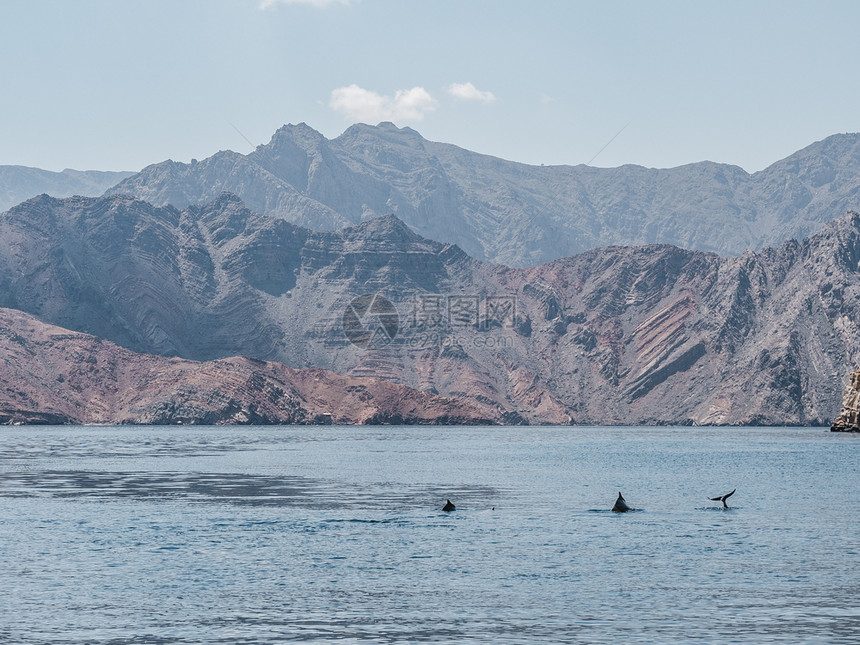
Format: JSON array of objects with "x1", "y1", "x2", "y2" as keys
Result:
[{"x1": 0, "y1": 308, "x2": 503, "y2": 426}]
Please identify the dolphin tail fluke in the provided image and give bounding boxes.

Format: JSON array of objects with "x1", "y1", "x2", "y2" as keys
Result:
[{"x1": 709, "y1": 489, "x2": 736, "y2": 508}]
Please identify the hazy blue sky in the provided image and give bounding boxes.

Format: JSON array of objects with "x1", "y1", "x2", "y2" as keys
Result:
[{"x1": 1, "y1": 0, "x2": 858, "y2": 172}]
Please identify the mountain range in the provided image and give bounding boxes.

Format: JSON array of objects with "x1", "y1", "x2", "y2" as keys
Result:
[
  {"x1": 0, "y1": 165, "x2": 133, "y2": 213},
  {"x1": 105, "y1": 122, "x2": 860, "y2": 266},
  {"x1": 2, "y1": 192, "x2": 858, "y2": 425}
]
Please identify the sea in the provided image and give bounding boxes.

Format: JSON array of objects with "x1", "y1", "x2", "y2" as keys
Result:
[{"x1": 0, "y1": 425, "x2": 857, "y2": 644}]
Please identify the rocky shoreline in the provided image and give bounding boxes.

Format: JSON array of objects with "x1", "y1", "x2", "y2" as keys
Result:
[{"x1": 831, "y1": 370, "x2": 860, "y2": 432}]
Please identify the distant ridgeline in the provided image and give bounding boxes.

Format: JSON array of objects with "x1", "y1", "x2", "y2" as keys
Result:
[
  {"x1": 0, "y1": 166, "x2": 133, "y2": 213},
  {"x1": 103, "y1": 123, "x2": 860, "y2": 267},
  {"x1": 5, "y1": 125, "x2": 860, "y2": 267},
  {"x1": 831, "y1": 370, "x2": 860, "y2": 432}
]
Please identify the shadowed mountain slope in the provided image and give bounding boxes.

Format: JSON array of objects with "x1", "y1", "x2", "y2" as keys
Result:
[{"x1": 2, "y1": 193, "x2": 859, "y2": 425}]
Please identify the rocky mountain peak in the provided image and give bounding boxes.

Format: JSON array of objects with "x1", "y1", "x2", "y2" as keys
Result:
[
  {"x1": 203, "y1": 190, "x2": 245, "y2": 208},
  {"x1": 6, "y1": 192, "x2": 160, "y2": 221},
  {"x1": 185, "y1": 191, "x2": 250, "y2": 224},
  {"x1": 375, "y1": 121, "x2": 422, "y2": 137},
  {"x1": 7, "y1": 192, "x2": 56, "y2": 210},
  {"x1": 337, "y1": 121, "x2": 428, "y2": 150},
  {"x1": 804, "y1": 209, "x2": 860, "y2": 245},
  {"x1": 264, "y1": 122, "x2": 327, "y2": 151},
  {"x1": 757, "y1": 133, "x2": 860, "y2": 181},
  {"x1": 801, "y1": 132, "x2": 860, "y2": 159},
  {"x1": 345, "y1": 213, "x2": 427, "y2": 245}
]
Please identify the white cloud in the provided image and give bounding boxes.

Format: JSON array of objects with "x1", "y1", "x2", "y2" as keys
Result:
[
  {"x1": 446, "y1": 82, "x2": 497, "y2": 103},
  {"x1": 329, "y1": 84, "x2": 438, "y2": 123},
  {"x1": 259, "y1": 0, "x2": 353, "y2": 9}
]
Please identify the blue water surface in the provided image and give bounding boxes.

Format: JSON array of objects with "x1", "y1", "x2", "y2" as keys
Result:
[{"x1": 0, "y1": 425, "x2": 857, "y2": 644}]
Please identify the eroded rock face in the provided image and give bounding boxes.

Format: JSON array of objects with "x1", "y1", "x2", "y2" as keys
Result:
[
  {"x1": 2, "y1": 194, "x2": 860, "y2": 425},
  {"x1": 831, "y1": 370, "x2": 860, "y2": 432},
  {"x1": 0, "y1": 309, "x2": 503, "y2": 426}
]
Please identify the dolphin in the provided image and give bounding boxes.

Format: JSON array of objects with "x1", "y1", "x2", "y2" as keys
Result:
[
  {"x1": 611, "y1": 492, "x2": 632, "y2": 512},
  {"x1": 442, "y1": 499, "x2": 456, "y2": 512},
  {"x1": 709, "y1": 489, "x2": 736, "y2": 509}
]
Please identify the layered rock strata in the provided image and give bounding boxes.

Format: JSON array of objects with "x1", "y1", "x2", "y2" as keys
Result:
[{"x1": 3, "y1": 194, "x2": 860, "y2": 425}]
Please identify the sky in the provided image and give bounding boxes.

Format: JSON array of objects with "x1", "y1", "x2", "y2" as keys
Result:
[{"x1": 1, "y1": 0, "x2": 859, "y2": 173}]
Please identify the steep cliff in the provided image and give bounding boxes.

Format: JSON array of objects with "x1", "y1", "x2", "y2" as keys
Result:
[{"x1": 830, "y1": 370, "x2": 860, "y2": 432}]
